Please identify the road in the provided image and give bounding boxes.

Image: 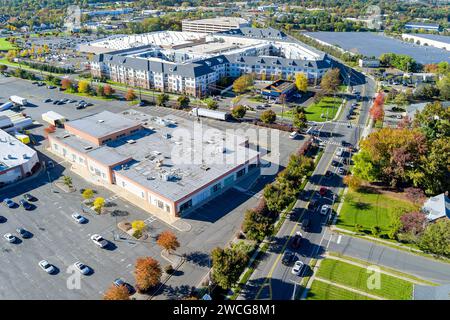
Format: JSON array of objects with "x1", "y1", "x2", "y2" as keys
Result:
[{"x1": 238, "y1": 67, "x2": 405, "y2": 300}]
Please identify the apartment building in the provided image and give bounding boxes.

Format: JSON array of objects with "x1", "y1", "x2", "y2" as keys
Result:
[{"x1": 182, "y1": 17, "x2": 250, "y2": 33}]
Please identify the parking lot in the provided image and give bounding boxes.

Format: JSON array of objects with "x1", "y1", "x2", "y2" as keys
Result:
[{"x1": 0, "y1": 76, "x2": 304, "y2": 299}]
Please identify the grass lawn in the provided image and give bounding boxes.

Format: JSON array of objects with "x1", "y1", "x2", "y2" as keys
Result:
[
  {"x1": 337, "y1": 187, "x2": 418, "y2": 234},
  {"x1": 0, "y1": 38, "x2": 16, "y2": 51},
  {"x1": 307, "y1": 280, "x2": 374, "y2": 300},
  {"x1": 316, "y1": 259, "x2": 413, "y2": 300},
  {"x1": 304, "y1": 96, "x2": 343, "y2": 122}
]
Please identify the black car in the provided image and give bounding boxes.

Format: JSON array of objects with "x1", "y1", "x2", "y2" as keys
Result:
[
  {"x1": 23, "y1": 194, "x2": 37, "y2": 202},
  {"x1": 331, "y1": 160, "x2": 339, "y2": 167},
  {"x1": 325, "y1": 170, "x2": 332, "y2": 177},
  {"x1": 301, "y1": 219, "x2": 311, "y2": 232},
  {"x1": 76, "y1": 104, "x2": 85, "y2": 110},
  {"x1": 290, "y1": 232, "x2": 303, "y2": 249},
  {"x1": 0, "y1": 215, "x2": 6, "y2": 223},
  {"x1": 19, "y1": 199, "x2": 32, "y2": 210},
  {"x1": 16, "y1": 228, "x2": 31, "y2": 239},
  {"x1": 282, "y1": 250, "x2": 296, "y2": 266}
]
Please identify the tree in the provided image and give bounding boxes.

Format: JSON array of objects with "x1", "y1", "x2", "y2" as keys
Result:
[
  {"x1": 205, "y1": 98, "x2": 218, "y2": 110},
  {"x1": 103, "y1": 285, "x2": 130, "y2": 300},
  {"x1": 156, "y1": 93, "x2": 169, "y2": 107},
  {"x1": 78, "y1": 80, "x2": 90, "y2": 94},
  {"x1": 263, "y1": 181, "x2": 296, "y2": 213},
  {"x1": 132, "y1": 220, "x2": 146, "y2": 232},
  {"x1": 103, "y1": 84, "x2": 114, "y2": 97},
  {"x1": 369, "y1": 91, "x2": 385, "y2": 122},
  {"x1": 62, "y1": 176, "x2": 72, "y2": 187},
  {"x1": 437, "y1": 74, "x2": 450, "y2": 100},
  {"x1": 413, "y1": 102, "x2": 450, "y2": 141},
  {"x1": 82, "y1": 189, "x2": 94, "y2": 201},
  {"x1": 393, "y1": 92, "x2": 408, "y2": 106},
  {"x1": 211, "y1": 244, "x2": 249, "y2": 289},
  {"x1": 343, "y1": 175, "x2": 362, "y2": 191},
  {"x1": 134, "y1": 257, "x2": 162, "y2": 292},
  {"x1": 125, "y1": 89, "x2": 136, "y2": 101},
  {"x1": 0, "y1": 64, "x2": 7, "y2": 72},
  {"x1": 419, "y1": 138, "x2": 450, "y2": 195},
  {"x1": 93, "y1": 197, "x2": 105, "y2": 214},
  {"x1": 232, "y1": 74, "x2": 254, "y2": 94},
  {"x1": 295, "y1": 72, "x2": 308, "y2": 92},
  {"x1": 242, "y1": 209, "x2": 273, "y2": 241},
  {"x1": 96, "y1": 84, "x2": 105, "y2": 97},
  {"x1": 320, "y1": 68, "x2": 341, "y2": 95},
  {"x1": 418, "y1": 219, "x2": 450, "y2": 257},
  {"x1": 177, "y1": 95, "x2": 190, "y2": 109},
  {"x1": 293, "y1": 109, "x2": 307, "y2": 131},
  {"x1": 156, "y1": 231, "x2": 180, "y2": 254},
  {"x1": 260, "y1": 110, "x2": 276, "y2": 124},
  {"x1": 399, "y1": 211, "x2": 427, "y2": 235},
  {"x1": 231, "y1": 105, "x2": 246, "y2": 119},
  {"x1": 61, "y1": 78, "x2": 72, "y2": 90},
  {"x1": 351, "y1": 150, "x2": 378, "y2": 182},
  {"x1": 404, "y1": 187, "x2": 426, "y2": 205}
]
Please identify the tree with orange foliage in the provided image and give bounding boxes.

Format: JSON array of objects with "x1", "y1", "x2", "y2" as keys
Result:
[
  {"x1": 343, "y1": 175, "x2": 362, "y2": 191},
  {"x1": 369, "y1": 91, "x2": 385, "y2": 122},
  {"x1": 156, "y1": 231, "x2": 180, "y2": 254},
  {"x1": 103, "y1": 284, "x2": 130, "y2": 300},
  {"x1": 61, "y1": 78, "x2": 72, "y2": 90},
  {"x1": 125, "y1": 88, "x2": 136, "y2": 101},
  {"x1": 103, "y1": 84, "x2": 114, "y2": 97},
  {"x1": 134, "y1": 257, "x2": 161, "y2": 292}
]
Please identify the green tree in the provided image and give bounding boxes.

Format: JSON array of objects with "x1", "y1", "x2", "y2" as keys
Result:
[
  {"x1": 418, "y1": 220, "x2": 450, "y2": 258},
  {"x1": 177, "y1": 95, "x2": 190, "y2": 109},
  {"x1": 263, "y1": 181, "x2": 296, "y2": 213},
  {"x1": 293, "y1": 109, "x2": 307, "y2": 131},
  {"x1": 393, "y1": 92, "x2": 408, "y2": 106},
  {"x1": 205, "y1": 98, "x2": 218, "y2": 110},
  {"x1": 231, "y1": 105, "x2": 246, "y2": 119},
  {"x1": 419, "y1": 138, "x2": 450, "y2": 195},
  {"x1": 260, "y1": 110, "x2": 276, "y2": 124},
  {"x1": 156, "y1": 93, "x2": 169, "y2": 107},
  {"x1": 351, "y1": 150, "x2": 378, "y2": 182},
  {"x1": 295, "y1": 72, "x2": 308, "y2": 92},
  {"x1": 413, "y1": 102, "x2": 450, "y2": 141},
  {"x1": 96, "y1": 84, "x2": 104, "y2": 97},
  {"x1": 437, "y1": 74, "x2": 450, "y2": 100},
  {"x1": 320, "y1": 68, "x2": 341, "y2": 95},
  {"x1": 211, "y1": 244, "x2": 250, "y2": 289},
  {"x1": 242, "y1": 209, "x2": 274, "y2": 241}
]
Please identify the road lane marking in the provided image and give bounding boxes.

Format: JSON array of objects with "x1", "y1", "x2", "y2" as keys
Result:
[{"x1": 337, "y1": 235, "x2": 342, "y2": 244}]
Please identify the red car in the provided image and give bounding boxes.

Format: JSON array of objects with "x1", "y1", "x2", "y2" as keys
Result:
[{"x1": 319, "y1": 187, "x2": 328, "y2": 196}]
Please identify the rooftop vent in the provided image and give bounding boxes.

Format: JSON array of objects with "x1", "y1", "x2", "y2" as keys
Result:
[
  {"x1": 97, "y1": 120, "x2": 104, "y2": 123},
  {"x1": 84, "y1": 146, "x2": 93, "y2": 151},
  {"x1": 126, "y1": 139, "x2": 136, "y2": 144},
  {"x1": 200, "y1": 164, "x2": 210, "y2": 171}
]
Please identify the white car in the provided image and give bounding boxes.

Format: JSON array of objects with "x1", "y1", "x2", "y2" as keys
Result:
[
  {"x1": 90, "y1": 234, "x2": 108, "y2": 248},
  {"x1": 39, "y1": 260, "x2": 55, "y2": 274},
  {"x1": 3, "y1": 233, "x2": 16, "y2": 243},
  {"x1": 71, "y1": 213, "x2": 87, "y2": 224},
  {"x1": 320, "y1": 204, "x2": 330, "y2": 215},
  {"x1": 289, "y1": 131, "x2": 299, "y2": 139},
  {"x1": 335, "y1": 147, "x2": 344, "y2": 157},
  {"x1": 291, "y1": 260, "x2": 304, "y2": 276},
  {"x1": 74, "y1": 261, "x2": 90, "y2": 275}
]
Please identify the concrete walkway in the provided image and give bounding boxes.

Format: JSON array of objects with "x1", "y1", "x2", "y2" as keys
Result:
[{"x1": 314, "y1": 277, "x2": 385, "y2": 300}]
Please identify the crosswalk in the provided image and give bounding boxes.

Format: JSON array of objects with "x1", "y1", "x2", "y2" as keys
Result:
[{"x1": 144, "y1": 216, "x2": 156, "y2": 226}]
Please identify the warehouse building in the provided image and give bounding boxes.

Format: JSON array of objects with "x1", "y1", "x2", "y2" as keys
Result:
[
  {"x1": 88, "y1": 25, "x2": 331, "y2": 97},
  {"x1": 0, "y1": 129, "x2": 40, "y2": 186},
  {"x1": 47, "y1": 110, "x2": 259, "y2": 221}
]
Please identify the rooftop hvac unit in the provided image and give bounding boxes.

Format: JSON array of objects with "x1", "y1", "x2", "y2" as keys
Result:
[
  {"x1": 97, "y1": 120, "x2": 104, "y2": 123},
  {"x1": 84, "y1": 146, "x2": 93, "y2": 150},
  {"x1": 126, "y1": 139, "x2": 136, "y2": 144}
]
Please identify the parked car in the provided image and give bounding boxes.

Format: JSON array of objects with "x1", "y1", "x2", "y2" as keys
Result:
[
  {"x1": 290, "y1": 231, "x2": 303, "y2": 249},
  {"x1": 282, "y1": 250, "x2": 296, "y2": 266},
  {"x1": 16, "y1": 228, "x2": 31, "y2": 239},
  {"x1": 3, "y1": 233, "x2": 16, "y2": 243},
  {"x1": 71, "y1": 213, "x2": 87, "y2": 224},
  {"x1": 320, "y1": 204, "x2": 330, "y2": 215},
  {"x1": 23, "y1": 193, "x2": 37, "y2": 202},
  {"x1": 301, "y1": 219, "x2": 311, "y2": 232},
  {"x1": 291, "y1": 260, "x2": 305, "y2": 276},
  {"x1": 308, "y1": 199, "x2": 318, "y2": 210},
  {"x1": 337, "y1": 167, "x2": 345, "y2": 175},
  {"x1": 38, "y1": 260, "x2": 55, "y2": 274},
  {"x1": 3, "y1": 198, "x2": 16, "y2": 208},
  {"x1": 47, "y1": 85, "x2": 56, "y2": 89},
  {"x1": 325, "y1": 170, "x2": 332, "y2": 177},
  {"x1": 113, "y1": 278, "x2": 133, "y2": 294},
  {"x1": 91, "y1": 234, "x2": 108, "y2": 248},
  {"x1": 43, "y1": 98, "x2": 52, "y2": 103},
  {"x1": 289, "y1": 131, "x2": 299, "y2": 139},
  {"x1": 0, "y1": 216, "x2": 5, "y2": 223},
  {"x1": 74, "y1": 261, "x2": 90, "y2": 275},
  {"x1": 19, "y1": 199, "x2": 32, "y2": 210}
]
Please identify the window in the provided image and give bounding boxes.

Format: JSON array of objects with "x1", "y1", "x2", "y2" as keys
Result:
[
  {"x1": 211, "y1": 183, "x2": 221, "y2": 193},
  {"x1": 121, "y1": 181, "x2": 126, "y2": 187},
  {"x1": 157, "y1": 200, "x2": 164, "y2": 209},
  {"x1": 165, "y1": 204, "x2": 171, "y2": 213}
]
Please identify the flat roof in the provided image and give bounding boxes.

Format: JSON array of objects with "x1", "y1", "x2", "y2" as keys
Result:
[
  {"x1": 52, "y1": 109, "x2": 259, "y2": 202},
  {"x1": 183, "y1": 17, "x2": 249, "y2": 25},
  {"x1": 0, "y1": 129, "x2": 37, "y2": 170},
  {"x1": 66, "y1": 110, "x2": 141, "y2": 139}
]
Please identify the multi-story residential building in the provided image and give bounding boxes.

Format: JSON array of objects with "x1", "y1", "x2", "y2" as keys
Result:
[
  {"x1": 47, "y1": 110, "x2": 259, "y2": 222},
  {"x1": 88, "y1": 26, "x2": 332, "y2": 97},
  {"x1": 181, "y1": 17, "x2": 250, "y2": 33}
]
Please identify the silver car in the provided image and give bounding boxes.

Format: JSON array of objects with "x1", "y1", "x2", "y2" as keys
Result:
[{"x1": 39, "y1": 260, "x2": 56, "y2": 274}]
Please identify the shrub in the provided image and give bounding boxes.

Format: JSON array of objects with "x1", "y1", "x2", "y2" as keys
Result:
[
  {"x1": 164, "y1": 264, "x2": 174, "y2": 274},
  {"x1": 132, "y1": 229, "x2": 142, "y2": 239},
  {"x1": 371, "y1": 225, "x2": 382, "y2": 236}
]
